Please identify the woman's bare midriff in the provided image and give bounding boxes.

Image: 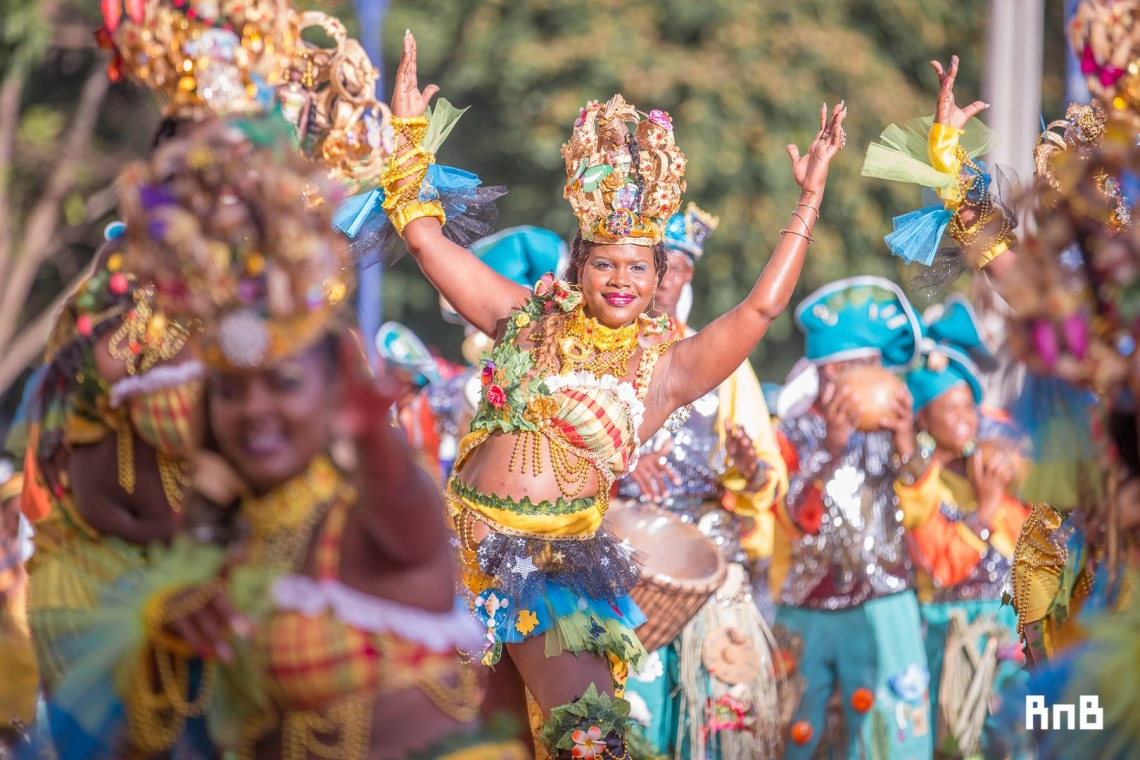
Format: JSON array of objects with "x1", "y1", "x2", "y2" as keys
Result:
[{"x1": 457, "y1": 430, "x2": 601, "y2": 508}]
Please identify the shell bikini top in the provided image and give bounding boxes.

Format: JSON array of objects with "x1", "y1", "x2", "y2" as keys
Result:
[{"x1": 468, "y1": 277, "x2": 674, "y2": 486}]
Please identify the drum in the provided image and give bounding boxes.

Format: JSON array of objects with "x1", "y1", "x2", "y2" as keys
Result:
[{"x1": 604, "y1": 500, "x2": 727, "y2": 652}]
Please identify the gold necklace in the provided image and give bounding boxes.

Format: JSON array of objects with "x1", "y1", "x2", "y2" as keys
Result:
[
  {"x1": 557, "y1": 306, "x2": 641, "y2": 378},
  {"x1": 241, "y1": 454, "x2": 348, "y2": 573}
]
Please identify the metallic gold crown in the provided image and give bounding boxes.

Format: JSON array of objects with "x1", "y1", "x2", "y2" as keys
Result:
[
  {"x1": 101, "y1": 2, "x2": 393, "y2": 189},
  {"x1": 117, "y1": 120, "x2": 352, "y2": 371},
  {"x1": 281, "y1": 11, "x2": 394, "y2": 190},
  {"x1": 561, "y1": 95, "x2": 687, "y2": 246},
  {"x1": 1070, "y1": 0, "x2": 1140, "y2": 117},
  {"x1": 100, "y1": 0, "x2": 300, "y2": 121}
]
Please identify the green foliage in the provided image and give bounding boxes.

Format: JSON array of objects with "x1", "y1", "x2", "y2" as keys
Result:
[
  {"x1": 0, "y1": 0, "x2": 52, "y2": 78},
  {"x1": 377, "y1": 0, "x2": 998, "y2": 379}
]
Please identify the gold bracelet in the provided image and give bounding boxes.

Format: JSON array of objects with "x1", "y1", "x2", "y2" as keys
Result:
[
  {"x1": 780, "y1": 228, "x2": 815, "y2": 244},
  {"x1": 391, "y1": 115, "x2": 429, "y2": 130},
  {"x1": 390, "y1": 201, "x2": 447, "y2": 237},
  {"x1": 791, "y1": 210, "x2": 814, "y2": 230},
  {"x1": 797, "y1": 202, "x2": 821, "y2": 217}
]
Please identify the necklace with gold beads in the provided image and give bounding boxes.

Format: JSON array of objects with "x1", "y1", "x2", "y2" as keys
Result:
[{"x1": 557, "y1": 306, "x2": 641, "y2": 378}]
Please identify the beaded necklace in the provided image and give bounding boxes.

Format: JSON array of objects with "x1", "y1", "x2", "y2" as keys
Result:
[
  {"x1": 558, "y1": 306, "x2": 641, "y2": 378},
  {"x1": 240, "y1": 454, "x2": 352, "y2": 574}
]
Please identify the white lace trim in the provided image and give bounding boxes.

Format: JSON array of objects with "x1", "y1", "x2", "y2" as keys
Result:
[
  {"x1": 270, "y1": 576, "x2": 484, "y2": 652},
  {"x1": 543, "y1": 371, "x2": 646, "y2": 470},
  {"x1": 109, "y1": 361, "x2": 205, "y2": 409}
]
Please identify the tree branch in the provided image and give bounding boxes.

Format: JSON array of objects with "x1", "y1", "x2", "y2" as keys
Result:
[
  {"x1": 0, "y1": 65, "x2": 109, "y2": 356},
  {"x1": 0, "y1": 68, "x2": 26, "y2": 280},
  {"x1": 0, "y1": 268, "x2": 89, "y2": 398}
]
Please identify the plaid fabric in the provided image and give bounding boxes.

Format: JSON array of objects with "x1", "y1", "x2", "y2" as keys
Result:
[
  {"x1": 547, "y1": 387, "x2": 634, "y2": 475},
  {"x1": 126, "y1": 380, "x2": 202, "y2": 456},
  {"x1": 263, "y1": 614, "x2": 460, "y2": 711}
]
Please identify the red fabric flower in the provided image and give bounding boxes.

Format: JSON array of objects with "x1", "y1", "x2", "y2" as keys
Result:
[
  {"x1": 480, "y1": 363, "x2": 494, "y2": 387},
  {"x1": 486, "y1": 384, "x2": 506, "y2": 409}
]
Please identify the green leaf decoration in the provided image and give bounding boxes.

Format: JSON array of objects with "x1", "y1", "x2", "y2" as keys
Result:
[
  {"x1": 580, "y1": 164, "x2": 615, "y2": 193},
  {"x1": 423, "y1": 98, "x2": 470, "y2": 154},
  {"x1": 573, "y1": 157, "x2": 589, "y2": 183},
  {"x1": 538, "y1": 683, "x2": 632, "y2": 752}
]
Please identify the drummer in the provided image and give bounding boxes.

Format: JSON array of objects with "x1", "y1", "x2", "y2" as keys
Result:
[
  {"x1": 617, "y1": 203, "x2": 787, "y2": 758},
  {"x1": 771, "y1": 276, "x2": 935, "y2": 760}
]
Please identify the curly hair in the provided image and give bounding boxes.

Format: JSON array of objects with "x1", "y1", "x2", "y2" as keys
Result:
[{"x1": 529, "y1": 233, "x2": 668, "y2": 373}]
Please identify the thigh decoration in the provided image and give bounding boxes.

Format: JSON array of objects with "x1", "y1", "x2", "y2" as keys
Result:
[{"x1": 446, "y1": 479, "x2": 648, "y2": 678}]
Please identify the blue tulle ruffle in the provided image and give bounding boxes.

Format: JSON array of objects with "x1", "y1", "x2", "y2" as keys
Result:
[
  {"x1": 885, "y1": 205, "x2": 953, "y2": 266},
  {"x1": 331, "y1": 164, "x2": 506, "y2": 269}
]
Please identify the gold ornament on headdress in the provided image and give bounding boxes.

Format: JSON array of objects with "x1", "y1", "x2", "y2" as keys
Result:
[
  {"x1": 100, "y1": 0, "x2": 301, "y2": 121},
  {"x1": 118, "y1": 120, "x2": 352, "y2": 371},
  {"x1": 561, "y1": 94, "x2": 687, "y2": 246},
  {"x1": 1034, "y1": 102, "x2": 1131, "y2": 236},
  {"x1": 284, "y1": 11, "x2": 395, "y2": 190}
]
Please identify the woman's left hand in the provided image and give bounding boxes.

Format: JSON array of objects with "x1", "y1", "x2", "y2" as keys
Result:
[
  {"x1": 391, "y1": 30, "x2": 440, "y2": 119},
  {"x1": 787, "y1": 101, "x2": 848, "y2": 198}
]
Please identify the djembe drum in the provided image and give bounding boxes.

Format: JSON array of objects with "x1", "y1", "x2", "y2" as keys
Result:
[{"x1": 604, "y1": 499, "x2": 727, "y2": 652}]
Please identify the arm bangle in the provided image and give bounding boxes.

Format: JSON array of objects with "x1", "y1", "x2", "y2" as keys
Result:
[
  {"x1": 796, "y1": 202, "x2": 821, "y2": 217},
  {"x1": 390, "y1": 201, "x2": 447, "y2": 237}
]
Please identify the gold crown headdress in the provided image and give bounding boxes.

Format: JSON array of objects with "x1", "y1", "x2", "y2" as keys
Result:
[
  {"x1": 117, "y1": 120, "x2": 352, "y2": 371},
  {"x1": 100, "y1": 1, "x2": 393, "y2": 189},
  {"x1": 561, "y1": 95, "x2": 687, "y2": 246},
  {"x1": 99, "y1": 0, "x2": 300, "y2": 120}
]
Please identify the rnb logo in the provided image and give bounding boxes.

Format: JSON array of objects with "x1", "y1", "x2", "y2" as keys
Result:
[{"x1": 1026, "y1": 695, "x2": 1104, "y2": 730}]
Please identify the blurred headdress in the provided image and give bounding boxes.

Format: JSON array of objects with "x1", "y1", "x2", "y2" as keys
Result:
[
  {"x1": 664, "y1": 202, "x2": 719, "y2": 261},
  {"x1": 99, "y1": 0, "x2": 394, "y2": 190},
  {"x1": 794, "y1": 276, "x2": 922, "y2": 368},
  {"x1": 117, "y1": 119, "x2": 352, "y2": 371},
  {"x1": 1069, "y1": 0, "x2": 1140, "y2": 121},
  {"x1": 561, "y1": 95, "x2": 686, "y2": 246}
]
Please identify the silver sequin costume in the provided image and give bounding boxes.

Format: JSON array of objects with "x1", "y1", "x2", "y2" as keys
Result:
[
  {"x1": 777, "y1": 410, "x2": 913, "y2": 610},
  {"x1": 617, "y1": 388, "x2": 747, "y2": 564}
]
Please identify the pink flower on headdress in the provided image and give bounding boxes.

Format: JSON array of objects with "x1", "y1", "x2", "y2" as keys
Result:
[
  {"x1": 647, "y1": 109, "x2": 673, "y2": 131},
  {"x1": 574, "y1": 108, "x2": 589, "y2": 127},
  {"x1": 571, "y1": 726, "x2": 605, "y2": 759}
]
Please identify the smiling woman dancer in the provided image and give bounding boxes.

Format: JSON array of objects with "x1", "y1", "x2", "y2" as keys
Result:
[{"x1": 382, "y1": 32, "x2": 847, "y2": 757}]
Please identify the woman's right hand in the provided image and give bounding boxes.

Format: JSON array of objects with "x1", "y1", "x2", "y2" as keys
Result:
[
  {"x1": 391, "y1": 30, "x2": 439, "y2": 119},
  {"x1": 931, "y1": 55, "x2": 988, "y2": 129},
  {"x1": 968, "y1": 446, "x2": 1015, "y2": 523},
  {"x1": 162, "y1": 584, "x2": 250, "y2": 664}
]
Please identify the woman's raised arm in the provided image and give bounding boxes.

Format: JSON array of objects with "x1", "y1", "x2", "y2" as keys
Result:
[
  {"x1": 390, "y1": 32, "x2": 531, "y2": 336},
  {"x1": 660, "y1": 103, "x2": 848, "y2": 409}
]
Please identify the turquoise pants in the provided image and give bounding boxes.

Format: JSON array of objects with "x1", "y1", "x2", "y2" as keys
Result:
[
  {"x1": 624, "y1": 645, "x2": 680, "y2": 756},
  {"x1": 920, "y1": 600, "x2": 1027, "y2": 759},
  {"x1": 777, "y1": 592, "x2": 933, "y2": 760}
]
